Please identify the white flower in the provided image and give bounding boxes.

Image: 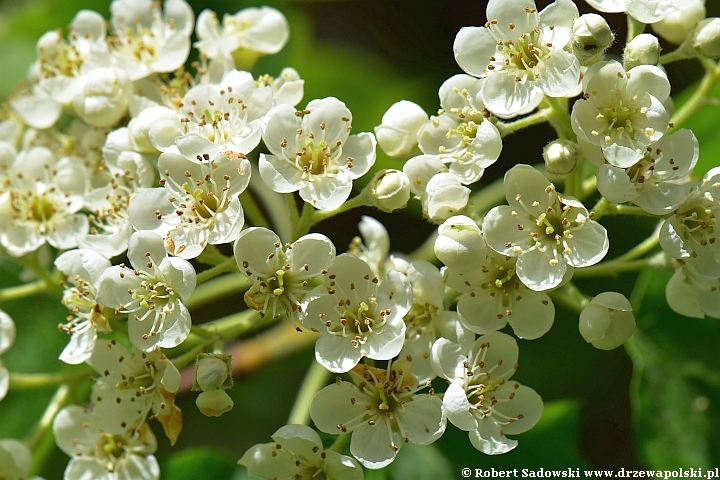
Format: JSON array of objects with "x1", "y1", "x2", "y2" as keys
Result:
[
  {"x1": 0, "y1": 310, "x2": 15, "y2": 401},
  {"x1": 55, "y1": 249, "x2": 111, "y2": 365},
  {"x1": 571, "y1": 60, "x2": 670, "y2": 164},
  {"x1": 302, "y1": 254, "x2": 411, "y2": 373},
  {"x1": 310, "y1": 359, "x2": 445, "y2": 469},
  {"x1": 53, "y1": 405, "x2": 160, "y2": 480},
  {"x1": 453, "y1": 0, "x2": 580, "y2": 117},
  {"x1": 403, "y1": 154, "x2": 471, "y2": 223},
  {"x1": 585, "y1": 0, "x2": 699, "y2": 23},
  {"x1": 239, "y1": 424, "x2": 364, "y2": 480},
  {"x1": 399, "y1": 260, "x2": 473, "y2": 383},
  {"x1": 0, "y1": 438, "x2": 36, "y2": 480},
  {"x1": 0, "y1": 148, "x2": 89, "y2": 257},
  {"x1": 666, "y1": 260, "x2": 720, "y2": 319},
  {"x1": 371, "y1": 169, "x2": 411, "y2": 212},
  {"x1": 109, "y1": 0, "x2": 195, "y2": 81},
  {"x1": 129, "y1": 149, "x2": 251, "y2": 259},
  {"x1": 234, "y1": 227, "x2": 335, "y2": 322},
  {"x1": 149, "y1": 69, "x2": 287, "y2": 157},
  {"x1": 445, "y1": 247, "x2": 555, "y2": 340},
  {"x1": 375, "y1": 100, "x2": 428, "y2": 158},
  {"x1": 651, "y1": 0, "x2": 706, "y2": 44},
  {"x1": 597, "y1": 129, "x2": 698, "y2": 215},
  {"x1": 579, "y1": 292, "x2": 636, "y2": 350},
  {"x1": 259, "y1": 97, "x2": 376, "y2": 211},
  {"x1": 482, "y1": 165, "x2": 608, "y2": 291},
  {"x1": 195, "y1": 7, "x2": 289, "y2": 71},
  {"x1": 659, "y1": 167, "x2": 720, "y2": 279},
  {"x1": 417, "y1": 75, "x2": 502, "y2": 183},
  {"x1": 432, "y1": 331, "x2": 543, "y2": 455},
  {"x1": 71, "y1": 67, "x2": 133, "y2": 128},
  {"x1": 96, "y1": 231, "x2": 196, "y2": 351},
  {"x1": 88, "y1": 339, "x2": 182, "y2": 444}
]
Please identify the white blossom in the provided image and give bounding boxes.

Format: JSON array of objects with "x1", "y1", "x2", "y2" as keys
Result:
[
  {"x1": 453, "y1": 0, "x2": 580, "y2": 117},
  {"x1": 666, "y1": 260, "x2": 720, "y2": 319},
  {"x1": 55, "y1": 249, "x2": 111, "y2": 365},
  {"x1": 96, "y1": 231, "x2": 196, "y2": 351},
  {"x1": 659, "y1": 167, "x2": 720, "y2": 278},
  {"x1": 302, "y1": 254, "x2": 411, "y2": 373},
  {"x1": 259, "y1": 97, "x2": 376, "y2": 211},
  {"x1": 310, "y1": 359, "x2": 445, "y2": 469},
  {"x1": 597, "y1": 129, "x2": 698, "y2": 215},
  {"x1": 0, "y1": 438, "x2": 38, "y2": 480},
  {"x1": 571, "y1": 60, "x2": 670, "y2": 164},
  {"x1": 652, "y1": 0, "x2": 706, "y2": 44},
  {"x1": 195, "y1": 7, "x2": 289, "y2": 71},
  {"x1": 88, "y1": 339, "x2": 182, "y2": 444},
  {"x1": 239, "y1": 424, "x2": 364, "y2": 480},
  {"x1": 234, "y1": 227, "x2": 335, "y2": 322},
  {"x1": 109, "y1": 0, "x2": 195, "y2": 81},
  {"x1": 482, "y1": 164, "x2": 608, "y2": 291},
  {"x1": 585, "y1": 0, "x2": 700, "y2": 24},
  {"x1": 0, "y1": 148, "x2": 89, "y2": 257},
  {"x1": 129, "y1": 149, "x2": 251, "y2": 259},
  {"x1": 53, "y1": 405, "x2": 160, "y2": 480},
  {"x1": 432, "y1": 331, "x2": 543, "y2": 454},
  {"x1": 403, "y1": 154, "x2": 471, "y2": 223},
  {"x1": 417, "y1": 75, "x2": 502, "y2": 183}
]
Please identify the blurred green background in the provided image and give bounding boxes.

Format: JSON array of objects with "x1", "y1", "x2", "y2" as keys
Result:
[{"x1": 1, "y1": 0, "x2": 720, "y2": 479}]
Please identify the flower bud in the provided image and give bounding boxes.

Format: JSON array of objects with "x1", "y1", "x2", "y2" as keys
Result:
[
  {"x1": 72, "y1": 67, "x2": 132, "y2": 127},
  {"x1": 193, "y1": 353, "x2": 233, "y2": 391},
  {"x1": 693, "y1": 18, "x2": 720, "y2": 58},
  {"x1": 543, "y1": 139, "x2": 579, "y2": 175},
  {"x1": 434, "y1": 215, "x2": 485, "y2": 272},
  {"x1": 572, "y1": 14, "x2": 614, "y2": 66},
  {"x1": 0, "y1": 438, "x2": 33, "y2": 480},
  {"x1": 374, "y1": 100, "x2": 428, "y2": 158},
  {"x1": 196, "y1": 389, "x2": 234, "y2": 417},
  {"x1": 623, "y1": 33, "x2": 661, "y2": 69},
  {"x1": 652, "y1": 0, "x2": 706, "y2": 44},
  {"x1": 579, "y1": 292, "x2": 636, "y2": 350},
  {"x1": 371, "y1": 169, "x2": 411, "y2": 212}
]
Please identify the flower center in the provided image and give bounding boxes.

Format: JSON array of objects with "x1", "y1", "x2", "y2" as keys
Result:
[{"x1": 297, "y1": 140, "x2": 329, "y2": 176}]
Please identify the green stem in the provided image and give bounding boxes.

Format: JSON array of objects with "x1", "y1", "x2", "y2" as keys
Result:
[
  {"x1": 0, "y1": 279, "x2": 48, "y2": 303},
  {"x1": 544, "y1": 96, "x2": 574, "y2": 140},
  {"x1": 626, "y1": 16, "x2": 645, "y2": 43},
  {"x1": 495, "y1": 108, "x2": 552, "y2": 136},
  {"x1": 27, "y1": 384, "x2": 72, "y2": 476},
  {"x1": 195, "y1": 244, "x2": 231, "y2": 267},
  {"x1": 328, "y1": 433, "x2": 350, "y2": 453},
  {"x1": 248, "y1": 163, "x2": 292, "y2": 243},
  {"x1": 195, "y1": 257, "x2": 238, "y2": 284},
  {"x1": 171, "y1": 337, "x2": 218, "y2": 370},
  {"x1": 590, "y1": 197, "x2": 658, "y2": 220},
  {"x1": 9, "y1": 367, "x2": 93, "y2": 389},
  {"x1": 548, "y1": 282, "x2": 589, "y2": 314},
  {"x1": 572, "y1": 257, "x2": 659, "y2": 278},
  {"x1": 287, "y1": 360, "x2": 331, "y2": 425},
  {"x1": 185, "y1": 273, "x2": 251, "y2": 311},
  {"x1": 310, "y1": 186, "x2": 374, "y2": 227},
  {"x1": 239, "y1": 190, "x2": 271, "y2": 229},
  {"x1": 659, "y1": 48, "x2": 691, "y2": 65},
  {"x1": 294, "y1": 201, "x2": 316, "y2": 239},
  {"x1": 286, "y1": 193, "x2": 301, "y2": 236},
  {"x1": 667, "y1": 58, "x2": 720, "y2": 134}
]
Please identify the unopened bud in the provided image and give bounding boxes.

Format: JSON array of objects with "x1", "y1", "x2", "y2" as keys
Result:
[
  {"x1": 572, "y1": 14, "x2": 614, "y2": 66},
  {"x1": 652, "y1": 0, "x2": 706, "y2": 44},
  {"x1": 193, "y1": 353, "x2": 233, "y2": 391},
  {"x1": 543, "y1": 139, "x2": 579, "y2": 175},
  {"x1": 196, "y1": 389, "x2": 234, "y2": 417},
  {"x1": 375, "y1": 100, "x2": 428, "y2": 158},
  {"x1": 72, "y1": 67, "x2": 132, "y2": 128},
  {"x1": 623, "y1": 33, "x2": 661, "y2": 69},
  {"x1": 693, "y1": 18, "x2": 720, "y2": 58},
  {"x1": 579, "y1": 292, "x2": 635, "y2": 350},
  {"x1": 372, "y1": 169, "x2": 411, "y2": 212},
  {"x1": 0, "y1": 438, "x2": 33, "y2": 480}
]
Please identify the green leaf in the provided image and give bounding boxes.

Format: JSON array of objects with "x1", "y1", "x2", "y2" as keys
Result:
[
  {"x1": 627, "y1": 269, "x2": 720, "y2": 468},
  {"x1": 161, "y1": 447, "x2": 237, "y2": 480}
]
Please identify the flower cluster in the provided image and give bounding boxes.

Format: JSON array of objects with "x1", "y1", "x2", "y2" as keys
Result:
[{"x1": 0, "y1": 0, "x2": 719, "y2": 478}]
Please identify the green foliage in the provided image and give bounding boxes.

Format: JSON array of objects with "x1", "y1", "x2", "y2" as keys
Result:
[{"x1": 160, "y1": 447, "x2": 237, "y2": 480}]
